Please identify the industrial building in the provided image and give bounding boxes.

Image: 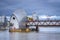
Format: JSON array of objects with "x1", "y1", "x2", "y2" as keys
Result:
[
  {"x1": 0, "y1": 16, "x2": 8, "y2": 30},
  {"x1": 9, "y1": 9, "x2": 27, "y2": 31}
]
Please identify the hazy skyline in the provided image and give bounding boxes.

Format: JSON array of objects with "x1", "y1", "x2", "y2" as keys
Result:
[{"x1": 0, "y1": 0, "x2": 60, "y2": 16}]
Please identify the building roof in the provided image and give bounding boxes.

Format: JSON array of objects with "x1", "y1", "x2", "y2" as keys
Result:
[{"x1": 12, "y1": 9, "x2": 27, "y2": 22}]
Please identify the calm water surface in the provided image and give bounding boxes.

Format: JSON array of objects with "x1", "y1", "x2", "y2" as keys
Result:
[{"x1": 0, "y1": 28, "x2": 60, "y2": 40}]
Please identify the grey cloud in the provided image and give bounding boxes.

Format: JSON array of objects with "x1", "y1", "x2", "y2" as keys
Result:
[{"x1": 0, "y1": 0, "x2": 60, "y2": 16}]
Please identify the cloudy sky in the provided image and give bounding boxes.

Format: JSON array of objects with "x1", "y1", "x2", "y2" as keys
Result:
[{"x1": 0, "y1": 0, "x2": 60, "y2": 16}]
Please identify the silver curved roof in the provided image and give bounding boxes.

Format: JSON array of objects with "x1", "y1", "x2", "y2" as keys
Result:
[{"x1": 13, "y1": 9, "x2": 27, "y2": 22}]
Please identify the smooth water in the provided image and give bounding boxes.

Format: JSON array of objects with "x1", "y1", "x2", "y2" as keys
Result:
[{"x1": 0, "y1": 27, "x2": 60, "y2": 40}]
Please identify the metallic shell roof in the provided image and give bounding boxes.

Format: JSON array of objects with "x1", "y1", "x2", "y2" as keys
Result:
[{"x1": 13, "y1": 9, "x2": 27, "y2": 22}]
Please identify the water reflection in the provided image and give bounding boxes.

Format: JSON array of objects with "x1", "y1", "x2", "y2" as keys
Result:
[
  {"x1": 9, "y1": 32, "x2": 39, "y2": 40},
  {"x1": 0, "y1": 29, "x2": 60, "y2": 40},
  {"x1": 9, "y1": 32, "x2": 60, "y2": 40},
  {"x1": 0, "y1": 30, "x2": 9, "y2": 40}
]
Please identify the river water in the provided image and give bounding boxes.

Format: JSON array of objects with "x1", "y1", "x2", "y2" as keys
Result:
[{"x1": 0, "y1": 27, "x2": 60, "y2": 40}]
